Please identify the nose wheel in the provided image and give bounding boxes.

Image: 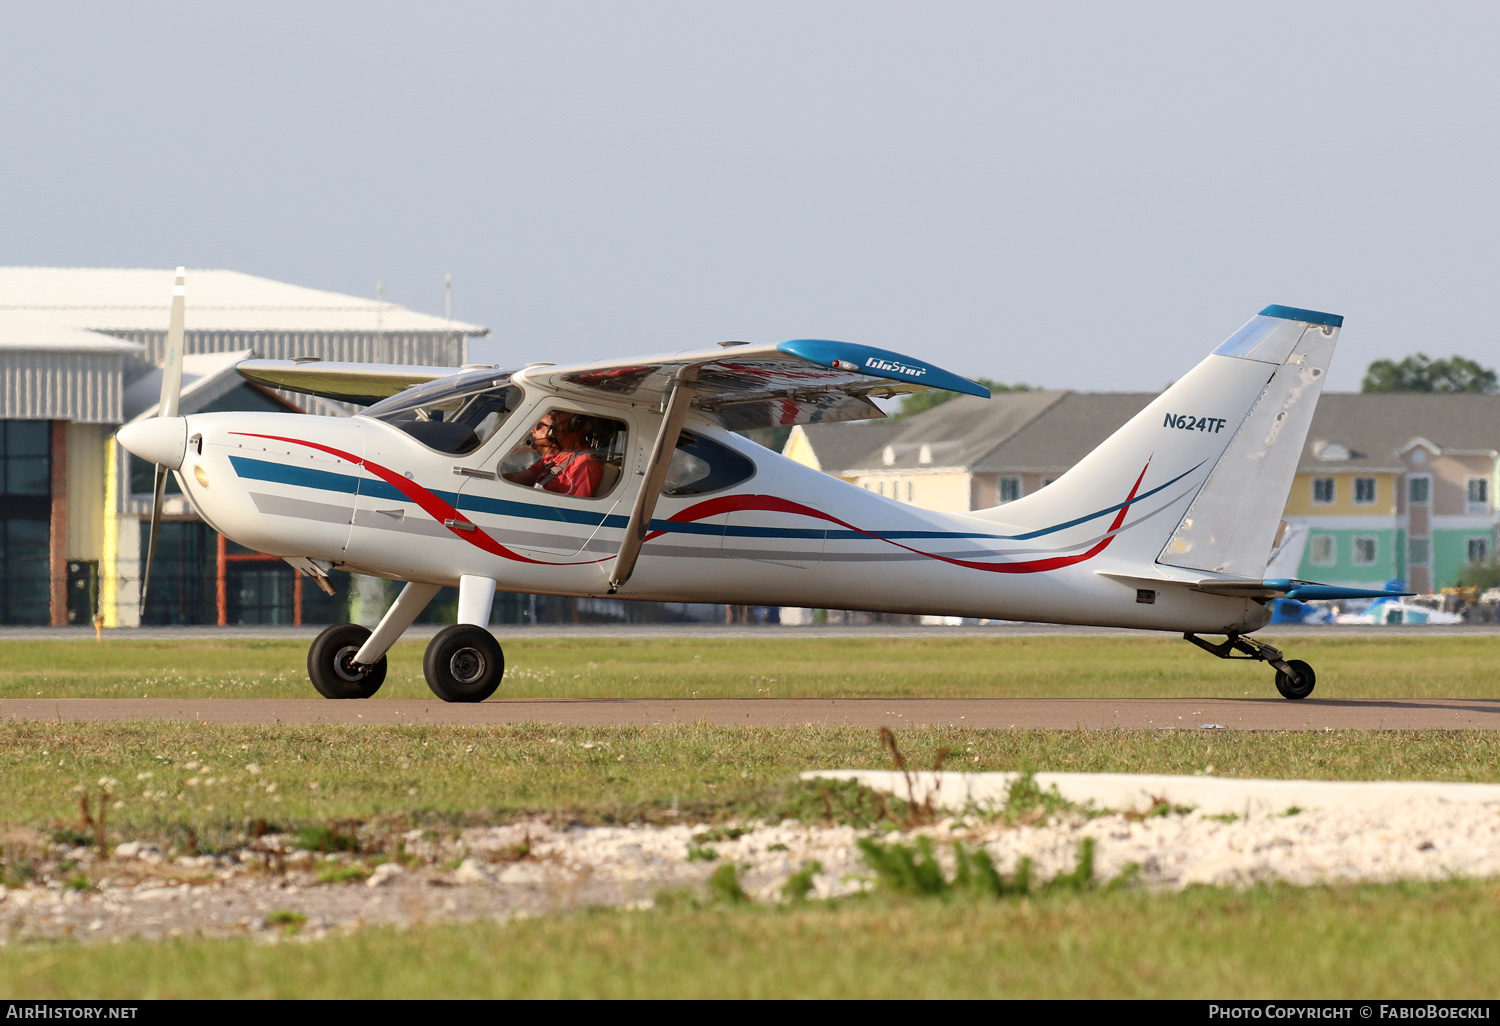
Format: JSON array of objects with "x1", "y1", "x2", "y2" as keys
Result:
[
  {"x1": 1183, "y1": 633, "x2": 1316, "y2": 700},
  {"x1": 307, "y1": 623, "x2": 387, "y2": 699},
  {"x1": 423, "y1": 624, "x2": 505, "y2": 703}
]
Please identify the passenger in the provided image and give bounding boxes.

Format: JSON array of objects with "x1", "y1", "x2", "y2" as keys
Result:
[{"x1": 502, "y1": 411, "x2": 604, "y2": 498}]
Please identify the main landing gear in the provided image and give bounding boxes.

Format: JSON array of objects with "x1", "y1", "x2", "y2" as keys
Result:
[
  {"x1": 306, "y1": 575, "x2": 506, "y2": 703},
  {"x1": 1183, "y1": 632, "x2": 1316, "y2": 700}
]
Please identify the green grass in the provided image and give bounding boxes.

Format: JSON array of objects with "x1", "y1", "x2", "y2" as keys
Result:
[
  {"x1": 4, "y1": 882, "x2": 1500, "y2": 998},
  {"x1": 3, "y1": 721, "x2": 1499, "y2": 851},
  {"x1": 2, "y1": 634, "x2": 1498, "y2": 700}
]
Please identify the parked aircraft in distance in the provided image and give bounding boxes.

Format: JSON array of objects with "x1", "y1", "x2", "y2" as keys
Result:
[{"x1": 119, "y1": 272, "x2": 1402, "y2": 701}]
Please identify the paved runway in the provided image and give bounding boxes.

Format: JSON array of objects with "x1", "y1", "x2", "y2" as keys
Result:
[{"x1": 5, "y1": 697, "x2": 1500, "y2": 730}]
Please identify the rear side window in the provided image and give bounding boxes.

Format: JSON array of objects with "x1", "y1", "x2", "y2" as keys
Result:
[{"x1": 663, "y1": 432, "x2": 755, "y2": 496}]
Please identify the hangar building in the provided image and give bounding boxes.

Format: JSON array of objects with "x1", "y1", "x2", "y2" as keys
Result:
[{"x1": 0, "y1": 267, "x2": 485, "y2": 627}]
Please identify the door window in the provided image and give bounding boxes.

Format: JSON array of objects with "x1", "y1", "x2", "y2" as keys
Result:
[{"x1": 501, "y1": 410, "x2": 628, "y2": 500}]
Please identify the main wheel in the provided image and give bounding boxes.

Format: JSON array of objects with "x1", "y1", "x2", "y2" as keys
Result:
[
  {"x1": 423, "y1": 624, "x2": 505, "y2": 703},
  {"x1": 307, "y1": 623, "x2": 387, "y2": 699},
  {"x1": 1274, "y1": 659, "x2": 1316, "y2": 700}
]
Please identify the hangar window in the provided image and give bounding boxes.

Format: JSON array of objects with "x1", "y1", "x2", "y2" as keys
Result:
[{"x1": 364, "y1": 370, "x2": 523, "y2": 456}]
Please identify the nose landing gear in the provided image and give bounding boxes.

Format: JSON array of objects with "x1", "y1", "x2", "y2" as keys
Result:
[
  {"x1": 1183, "y1": 632, "x2": 1316, "y2": 700},
  {"x1": 303, "y1": 576, "x2": 507, "y2": 703}
]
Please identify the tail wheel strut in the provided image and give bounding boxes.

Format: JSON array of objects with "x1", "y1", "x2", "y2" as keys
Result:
[{"x1": 1182, "y1": 632, "x2": 1315, "y2": 700}]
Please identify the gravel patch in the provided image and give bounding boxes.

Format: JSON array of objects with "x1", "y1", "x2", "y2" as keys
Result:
[{"x1": 3, "y1": 785, "x2": 1500, "y2": 945}]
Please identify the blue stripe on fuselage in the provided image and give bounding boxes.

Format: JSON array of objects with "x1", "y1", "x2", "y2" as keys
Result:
[{"x1": 226, "y1": 454, "x2": 1198, "y2": 543}]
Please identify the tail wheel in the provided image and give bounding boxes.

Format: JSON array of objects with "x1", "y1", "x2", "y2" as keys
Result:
[
  {"x1": 1274, "y1": 659, "x2": 1316, "y2": 700},
  {"x1": 307, "y1": 623, "x2": 387, "y2": 699},
  {"x1": 423, "y1": 624, "x2": 505, "y2": 703}
]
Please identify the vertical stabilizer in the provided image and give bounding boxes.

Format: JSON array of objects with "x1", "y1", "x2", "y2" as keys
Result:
[
  {"x1": 966, "y1": 306, "x2": 1340, "y2": 579},
  {"x1": 1157, "y1": 307, "x2": 1338, "y2": 576}
]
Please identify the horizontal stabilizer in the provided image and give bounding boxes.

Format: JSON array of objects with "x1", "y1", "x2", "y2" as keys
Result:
[{"x1": 1099, "y1": 572, "x2": 1413, "y2": 602}]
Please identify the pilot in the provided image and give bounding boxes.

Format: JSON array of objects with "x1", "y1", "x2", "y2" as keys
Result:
[{"x1": 503, "y1": 411, "x2": 604, "y2": 498}]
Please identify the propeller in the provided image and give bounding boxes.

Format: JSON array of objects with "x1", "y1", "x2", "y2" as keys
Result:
[{"x1": 133, "y1": 267, "x2": 188, "y2": 614}]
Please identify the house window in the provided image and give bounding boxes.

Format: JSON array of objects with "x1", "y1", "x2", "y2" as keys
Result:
[
  {"x1": 1310, "y1": 535, "x2": 1335, "y2": 566},
  {"x1": 1468, "y1": 537, "x2": 1491, "y2": 563},
  {"x1": 906, "y1": 480, "x2": 914, "y2": 502},
  {"x1": 1409, "y1": 476, "x2": 1430, "y2": 504},
  {"x1": 1467, "y1": 478, "x2": 1490, "y2": 514},
  {"x1": 1409, "y1": 537, "x2": 1430, "y2": 566},
  {"x1": 999, "y1": 477, "x2": 1021, "y2": 503},
  {"x1": 1352, "y1": 537, "x2": 1377, "y2": 565},
  {"x1": 1042, "y1": 477, "x2": 1057, "y2": 488},
  {"x1": 1354, "y1": 477, "x2": 1376, "y2": 504},
  {"x1": 1312, "y1": 478, "x2": 1335, "y2": 504}
]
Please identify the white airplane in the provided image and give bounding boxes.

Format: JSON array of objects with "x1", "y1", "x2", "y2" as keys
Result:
[{"x1": 118, "y1": 271, "x2": 1403, "y2": 702}]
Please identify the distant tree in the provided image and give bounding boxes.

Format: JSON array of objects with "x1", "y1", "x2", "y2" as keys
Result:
[
  {"x1": 892, "y1": 378, "x2": 1034, "y2": 420},
  {"x1": 1455, "y1": 557, "x2": 1500, "y2": 594},
  {"x1": 1360, "y1": 353, "x2": 1498, "y2": 394}
]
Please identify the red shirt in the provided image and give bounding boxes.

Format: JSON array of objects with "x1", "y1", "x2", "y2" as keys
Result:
[{"x1": 536, "y1": 451, "x2": 603, "y2": 498}]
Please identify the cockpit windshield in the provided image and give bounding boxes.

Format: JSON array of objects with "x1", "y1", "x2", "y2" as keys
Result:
[{"x1": 361, "y1": 369, "x2": 524, "y2": 455}]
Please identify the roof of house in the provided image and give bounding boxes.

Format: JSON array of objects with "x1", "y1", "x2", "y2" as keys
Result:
[
  {"x1": 786, "y1": 389, "x2": 1500, "y2": 479},
  {"x1": 1298, "y1": 392, "x2": 1500, "y2": 471},
  {"x1": 0, "y1": 267, "x2": 487, "y2": 336},
  {"x1": 787, "y1": 419, "x2": 904, "y2": 474}
]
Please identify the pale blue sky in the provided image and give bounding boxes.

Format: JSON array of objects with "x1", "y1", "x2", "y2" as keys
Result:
[{"x1": 2, "y1": 2, "x2": 1496, "y2": 392}]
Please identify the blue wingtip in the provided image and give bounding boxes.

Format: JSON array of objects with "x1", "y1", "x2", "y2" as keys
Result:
[
  {"x1": 1259, "y1": 305, "x2": 1344, "y2": 328},
  {"x1": 776, "y1": 339, "x2": 991, "y2": 398}
]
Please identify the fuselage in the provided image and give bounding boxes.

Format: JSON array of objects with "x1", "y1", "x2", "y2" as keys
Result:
[{"x1": 169, "y1": 384, "x2": 1269, "y2": 635}]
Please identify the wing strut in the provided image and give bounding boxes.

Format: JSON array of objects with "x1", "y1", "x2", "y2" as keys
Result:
[{"x1": 609, "y1": 364, "x2": 700, "y2": 592}]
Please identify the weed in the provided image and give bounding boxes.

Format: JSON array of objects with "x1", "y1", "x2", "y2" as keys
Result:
[
  {"x1": 686, "y1": 845, "x2": 718, "y2": 863},
  {"x1": 781, "y1": 860, "x2": 822, "y2": 901},
  {"x1": 1001, "y1": 772, "x2": 1076, "y2": 824},
  {"x1": 766, "y1": 843, "x2": 789, "y2": 853},
  {"x1": 264, "y1": 910, "x2": 306, "y2": 933},
  {"x1": 64, "y1": 874, "x2": 90, "y2": 892},
  {"x1": 708, "y1": 864, "x2": 750, "y2": 904},
  {"x1": 1207, "y1": 813, "x2": 1240, "y2": 824},
  {"x1": 293, "y1": 824, "x2": 359, "y2": 854},
  {"x1": 316, "y1": 864, "x2": 371, "y2": 885},
  {"x1": 858, "y1": 836, "x2": 1098, "y2": 899},
  {"x1": 693, "y1": 827, "x2": 748, "y2": 844},
  {"x1": 1284, "y1": 807, "x2": 1303, "y2": 817},
  {"x1": 50, "y1": 828, "x2": 91, "y2": 849},
  {"x1": 1127, "y1": 797, "x2": 1197, "y2": 821}
]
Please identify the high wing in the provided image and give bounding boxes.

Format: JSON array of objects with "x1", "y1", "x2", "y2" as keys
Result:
[
  {"x1": 521, "y1": 339, "x2": 991, "y2": 430},
  {"x1": 235, "y1": 359, "x2": 460, "y2": 405}
]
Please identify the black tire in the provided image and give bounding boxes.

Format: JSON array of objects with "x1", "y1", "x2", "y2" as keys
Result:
[
  {"x1": 423, "y1": 624, "x2": 505, "y2": 703},
  {"x1": 1274, "y1": 659, "x2": 1316, "y2": 700},
  {"x1": 307, "y1": 623, "x2": 387, "y2": 699}
]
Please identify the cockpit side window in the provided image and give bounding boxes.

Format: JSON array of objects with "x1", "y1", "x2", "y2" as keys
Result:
[
  {"x1": 499, "y1": 409, "x2": 629, "y2": 500},
  {"x1": 663, "y1": 432, "x2": 756, "y2": 496},
  {"x1": 362, "y1": 370, "x2": 523, "y2": 455}
]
